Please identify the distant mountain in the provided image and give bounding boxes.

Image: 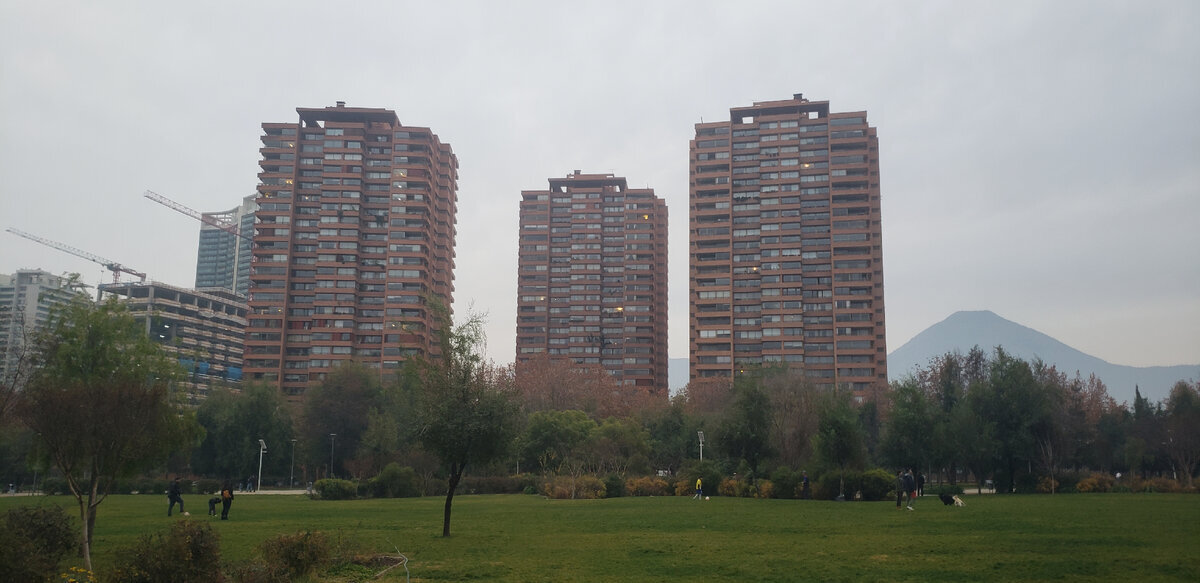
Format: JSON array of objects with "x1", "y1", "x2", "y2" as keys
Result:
[{"x1": 887, "y1": 310, "x2": 1198, "y2": 405}]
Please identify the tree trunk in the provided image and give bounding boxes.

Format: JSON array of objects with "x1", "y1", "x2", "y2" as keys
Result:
[
  {"x1": 442, "y1": 465, "x2": 463, "y2": 537},
  {"x1": 77, "y1": 498, "x2": 92, "y2": 571}
]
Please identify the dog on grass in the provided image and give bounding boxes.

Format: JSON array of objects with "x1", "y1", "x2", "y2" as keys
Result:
[{"x1": 939, "y1": 493, "x2": 966, "y2": 507}]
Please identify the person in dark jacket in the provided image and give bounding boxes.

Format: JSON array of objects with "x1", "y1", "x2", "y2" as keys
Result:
[
  {"x1": 167, "y1": 477, "x2": 185, "y2": 516},
  {"x1": 917, "y1": 472, "x2": 926, "y2": 497},
  {"x1": 903, "y1": 469, "x2": 917, "y2": 510},
  {"x1": 895, "y1": 471, "x2": 905, "y2": 509},
  {"x1": 220, "y1": 480, "x2": 235, "y2": 520}
]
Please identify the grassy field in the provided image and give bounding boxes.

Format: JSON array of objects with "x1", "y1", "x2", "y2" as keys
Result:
[{"x1": 2, "y1": 492, "x2": 1198, "y2": 581}]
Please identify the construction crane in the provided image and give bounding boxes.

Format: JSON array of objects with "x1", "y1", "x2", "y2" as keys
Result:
[
  {"x1": 143, "y1": 190, "x2": 251, "y2": 241},
  {"x1": 6, "y1": 228, "x2": 147, "y2": 283}
]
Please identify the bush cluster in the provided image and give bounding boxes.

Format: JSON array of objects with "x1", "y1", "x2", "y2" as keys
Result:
[
  {"x1": 541, "y1": 475, "x2": 606, "y2": 499},
  {"x1": 1076, "y1": 472, "x2": 1115, "y2": 493},
  {"x1": 313, "y1": 479, "x2": 357, "y2": 500},
  {"x1": 459, "y1": 475, "x2": 529, "y2": 495},
  {"x1": 928, "y1": 483, "x2": 965, "y2": 496},
  {"x1": 108, "y1": 520, "x2": 223, "y2": 583},
  {"x1": 368, "y1": 463, "x2": 421, "y2": 498},
  {"x1": 601, "y1": 474, "x2": 625, "y2": 498},
  {"x1": 717, "y1": 477, "x2": 774, "y2": 498},
  {"x1": 624, "y1": 476, "x2": 671, "y2": 497},
  {"x1": 259, "y1": 531, "x2": 332, "y2": 580},
  {"x1": 0, "y1": 504, "x2": 77, "y2": 582}
]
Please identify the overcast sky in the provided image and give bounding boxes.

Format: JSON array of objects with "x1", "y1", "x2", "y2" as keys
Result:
[{"x1": 2, "y1": 1, "x2": 1197, "y2": 369}]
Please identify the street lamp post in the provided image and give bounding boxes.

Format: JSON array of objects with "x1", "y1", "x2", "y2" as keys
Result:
[
  {"x1": 697, "y1": 430, "x2": 705, "y2": 462},
  {"x1": 289, "y1": 439, "x2": 297, "y2": 488},
  {"x1": 329, "y1": 434, "x2": 337, "y2": 479},
  {"x1": 257, "y1": 439, "x2": 267, "y2": 494}
]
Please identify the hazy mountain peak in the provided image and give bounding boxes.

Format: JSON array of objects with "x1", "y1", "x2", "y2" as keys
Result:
[{"x1": 888, "y1": 310, "x2": 1197, "y2": 405}]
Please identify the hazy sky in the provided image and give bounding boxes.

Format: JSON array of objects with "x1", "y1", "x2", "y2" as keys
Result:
[{"x1": 2, "y1": 1, "x2": 1197, "y2": 368}]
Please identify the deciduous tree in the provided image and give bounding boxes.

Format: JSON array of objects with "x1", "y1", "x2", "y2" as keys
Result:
[
  {"x1": 18, "y1": 297, "x2": 193, "y2": 570},
  {"x1": 416, "y1": 309, "x2": 520, "y2": 536}
]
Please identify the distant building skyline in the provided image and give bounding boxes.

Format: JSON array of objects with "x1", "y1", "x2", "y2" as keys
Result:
[
  {"x1": 689, "y1": 93, "x2": 887, "y2": 395},
  {"x1": 516, "y1": 171, "x2": 669, "y2": 397},
  {"x1": 243, "y1": 103, "x2": 459, "y2": 398},
  {"x1": 195, "y1": 193, "x2": 257, "y2": 297},
  {"x1": 0, "y1": 269, "x2": 84, "y2": 384}
]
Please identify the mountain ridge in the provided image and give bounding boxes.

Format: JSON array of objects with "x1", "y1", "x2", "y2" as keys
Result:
[
  {"x1": 887, "y1": 310, "x2": 1197, "y2": 404},
  {"x1": 668, "y1": 310, "x2": 1197, "y2": 404}
]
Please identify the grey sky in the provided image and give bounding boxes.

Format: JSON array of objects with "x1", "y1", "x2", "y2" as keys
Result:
[{"x1": 2, "y1": 1, "x2": 1197, "y2": 368}]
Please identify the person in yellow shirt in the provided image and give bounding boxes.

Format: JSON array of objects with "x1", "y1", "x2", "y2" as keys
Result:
[{"x1": 694, "y1": 477, "x2": 703, "y2": 500}]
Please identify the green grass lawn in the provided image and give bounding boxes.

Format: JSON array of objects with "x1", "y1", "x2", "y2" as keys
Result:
[{"x1": 3, "y1": 492, "x2": 1198, "y2": 581}]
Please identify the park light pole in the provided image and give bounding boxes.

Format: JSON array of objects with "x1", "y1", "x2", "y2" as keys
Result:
[
  {"x1": 289, "y1": 439, "x2": 297, "y2": 488},
  {"x1": 257, "y1": 439, "x2": 267, "y2": 494},
  {"x1": 698, "y1": 430, "x2": 705, "y2": 462},
  {"x1": 329, "y1": 433, "x2": 337, "y2": 479}
]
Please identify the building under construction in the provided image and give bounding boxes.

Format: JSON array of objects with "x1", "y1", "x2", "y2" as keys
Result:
[{"x1": 98, "y1": 281, "x2": 247, "y2": 402}]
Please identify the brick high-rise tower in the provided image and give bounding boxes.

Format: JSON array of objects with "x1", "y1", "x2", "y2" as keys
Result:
[
  {"x1": 689, "y1": 94, "x2": 886, "y2": 395},
  {"x1": 245, "y1": 103, "x2": 458, "y2": 398},
  {"x1": 516, "y1": 171, "x2": 669, "y2": 397}
]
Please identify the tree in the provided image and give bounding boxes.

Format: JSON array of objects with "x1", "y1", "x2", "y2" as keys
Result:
[
  {"x1": 716, "y1": 382, "x2": 774, "y2": 478},
  {"x1": 813, "y1": 389, "x2": 866, "y2": 499},
  {"x1": 1163, "y1": 381, "x2": 1200, "y2": 487},
  {"x1": 416, "y1": 309, "x2": 520, "y2": 537},
  {"x1": 191, "y1": 382, "x2": 293, "y2": 481},
  {"x1": 300, "y1": 361, "x2": 381, "y2": 480},
  {"x1": 880, "y1": 378, "x2": 934, "y2": 471},
  {"x1": 519, "y1": 410, "x2": 596, "y2": 474},
  {"x1": 17, "y1": 297, "x2": 193, "y2": 570},
  {"x1": 974, "y1": 348, "x2": 1049, "y2": 492}
]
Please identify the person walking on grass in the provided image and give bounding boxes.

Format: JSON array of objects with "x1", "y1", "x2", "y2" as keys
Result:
[
  {"x1": 895, "y1": 470, "x2": 905, "y2": 509},
  {"x1": 694, "y1": 477, "x2": 703, "y2": 500},
  {"x1": 220, "y1": 480, "x2": 235, "y2": 520},
  {"x1": 903, "y1": 469, "x2": 917, "y2": 511},
  {"x1": 167, "y1": 477, "x2": 185, "y2": 516}
]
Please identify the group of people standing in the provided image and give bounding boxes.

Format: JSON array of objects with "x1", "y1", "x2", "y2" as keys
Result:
[
  {"x1": 167, "y1": 477, "x2": 235, "y2": 520},
  {"x1": 895, "y1": 469, "x2": 925, "y2": 510}
]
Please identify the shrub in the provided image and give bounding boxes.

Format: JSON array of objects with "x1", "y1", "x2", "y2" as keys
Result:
[
  {"x1": 625, "y1": 476, "x2": 671, "y2": 497},
  {"x1": 1036, "y1": 476, "x2": 1059, "y2": 493},
  {"x1": 196, "y1": 479, "x2": 222, "y2": 495},
  {"x1": 1076, "y1": 472, "x2": 1115, "y2": 493},
  {"x1": 602, "y1": 474, "x2": 625, "y2": 498},
  {"x1": 770, "y1": 466, "x2": 799, "y2": 499},
  {"x1": 928, "y1": 483, "x2": 964, "y2": 496},
  {"x1": 856, "y1": 469, "x2": 895, "y2": 501},
  {"x1": 541, "y1": 475, "x2": 606, "y2": 499},
  {"x1": 369, "y1": 464, "x2": 421, "y2": 498},
  {"x1": 0, "y1": 504, "x2": 77, "y2": 583},
  {"x1": 40, "y1": 477, "x2": 69, "y2": 495},
  {"x1": 259, "y1": 531, "x2": 331, "y2": 580},
  {"x1": 814, "y1": 470, "x2": 861, "y2": 500},
  {"x1": 108, "y1": 520, "x2": 223, "y2": 583},
  {"x1": 460, "y1": 475, "x2": 525, "y2": 494},
  {"x1": 313, "y1": 479, "x2": 357, "y2": 500},
  {"x1": 755, "y1": 479, "x2": 775, "y2": 499},
  {"x1": 1137, "y1": 477, "x2": 1182, "y2": 493}
]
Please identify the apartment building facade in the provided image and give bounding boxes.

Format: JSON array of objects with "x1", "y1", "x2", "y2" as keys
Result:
[
  {"x1": 689, "y1": 94, "x2": 887, "y2": 395},
  {"x1": 516, "y1": 171, "x2": 669, "y2": 397},
  {"x1": 0, "y1": 269, "x2": 85, "y2": 385},
  {"x1": 245, "y1": 103, "x2": 458, "y2": 398}
]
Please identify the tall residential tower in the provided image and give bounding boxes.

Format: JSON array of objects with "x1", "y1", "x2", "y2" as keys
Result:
[
  {"x1": 516, "y1": 172, "x2": 669, "y2": 397},
  {"x1": 245, "y1": 103, "x2": 458, "y2": 398},
  {"x1": 195, "y1": 194, "x2": 257, "y2": 297},
  {"x1": 689, "y1": 94, "x2": 886, "y2": 395}
]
